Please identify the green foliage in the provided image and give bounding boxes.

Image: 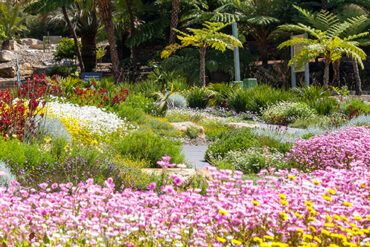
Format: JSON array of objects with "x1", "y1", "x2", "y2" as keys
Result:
[
  {"x1": 293, "y1": 85, "x2": 332, "y2": 105},
  {"x1": 0, "y1": 1, "x2": 27, "y2": 42},
  {"x1": 116, "y1": 104, "x2": 146, "y2": 123},
  {"x1": 228, "y1": 85, "x2": 295, "y2": 114},
  {"x1": 114, "y1": 130, "x2": 184, "y2": 168},
  {"x1": 46, "y1": 65, "x2": 78, "y2": 78},
  {"x1": 187, "y1": 87, "x2": 210, "y2": 109},
  {"x1": 161, "y1": 22, "x2": 243, "y2": 58},
  {"x1": 341, "y1": 99, "x2": 370, "y2": 116},
  {"x1": 202, "y1": 121, "x2": 232, "y2": 141},
  {"x1": 261, "y1": 101, "x2": 317, "y2": 125},
  {"x1": 207, "y1": 82, "x2": 237, "y2": 107},
  {"x1": 36, "y1": 116, "x2": 73, "y2": 143},
  {"x1": 311, "y1": 97, "x2": 339, "y2": 115},
  {"x1": 54, "y1": 38, "x2": 80, "y2": 62},
  {"x1": 205, "y1": 128, "x2": 257, "y2": 161},
  {"x1": 186, "y1": 126, "x2": 200, "y2": 139},
  {"x1": 0, "y1": 25, "x2": 6, "y2": 41},
  {"x1": 167, "y1": 94, "x2": 187, "y2": 109},
  {"x1": 124, "y1": 93, "x2": 159, "y2": 115}
]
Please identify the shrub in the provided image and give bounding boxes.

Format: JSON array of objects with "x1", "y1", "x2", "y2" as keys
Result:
[
  {"x1": 167, "y1": 93, "x2": 187, "y2": 108},
  {"x1": 186, "y1": 126, "x2": 200, "y2": 139},
  {"x1": 205, "y1": 128, "x2": 257, "y2": 160},
  {"x1": 341, "y1": 99, "x2": 370, "y2": 119},
  {"x1": 187, "y1": 87, "x2": 210, "y2": 109},
  {"x1": 114, "y1": 130, "x2": 184, "y2": 167},
  {"x1": 311, "y1": 97, "x2": 338, "y2": 115},
  {"x1": 116, "y1": 104, "x2": 146, "y2": 123},
  {"x1": 202, "y1": 121, "x2": 232, "y2": 141},
  {"x1": 0, "y1": 161, "x2": 16, "y2": 187},
  {"x1": 124, "y1": 94, "x2": 159, "y2": 115},
  {"x1": 36, "y1": 116, "x2": 73, "y2": 142},
  {"x1": 53, "y1": 37, "x2": 80, "y2": 62},
  {"x1": 227, "y1": 88, "x2": 250, "y2": 113},
  {"x1": 261, "y1": 101, "x2": 316, "y2": 125},
  {"x1": 46, "y1": 65, "x2": 77, "y2": 78}
]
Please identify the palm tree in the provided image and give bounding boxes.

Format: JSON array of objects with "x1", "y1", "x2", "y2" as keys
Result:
[
  {"x1": 169, "y1": 0, "x2": 180, "y2": 44},
  {"x1": 0, "y1": 0, "x2": 27, "y2": 50},
  {"x1": 25, "y1": 0, "x2": 85, "y2": 72},
  {"x1": 97, "y1": 0, "x2": 121, "y2": 83},
  {"x1": 215, "y1": 0, "x2": 280, "y2": 67},
  {"x1": 289, "y1": 5, "x2": 369, "y2": 90},
  {"x1": 161, "y1": 22, "x2": 242, "y2": 86},
  {"x1": 278, "y1": 10, "x2": 368, "y2": 88}
]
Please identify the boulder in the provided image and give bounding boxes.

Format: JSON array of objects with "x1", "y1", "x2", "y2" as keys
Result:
[
  {"x1": 0, "y1": 63, "x2": 16, "y2": 78},
  {"x1": 171, "y1": 121, "x2": 205, "y2": 138},
  {"x1": 8, "y1": 40, "x2": 20, "y2": 51},
  {"x1": 226, "y1": 122, "x2": 258, "y2": 129},
  {"x1": 20, "y1": 38, "x2": 43, "y2": 46},
  {"x1": 0, "y1": 50, "x2": 15, "y2": 62},
  {"x1": 20, "y1": 63, "x2": 33, "y2": 76}
]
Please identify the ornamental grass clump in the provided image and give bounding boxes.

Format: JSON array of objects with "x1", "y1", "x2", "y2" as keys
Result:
[
  {"x1": 0, "y1": 161, "x2": 368, "y2": 246},
  {"x1": 287, "y1": 126, "x2": 370, "y2": 171}
]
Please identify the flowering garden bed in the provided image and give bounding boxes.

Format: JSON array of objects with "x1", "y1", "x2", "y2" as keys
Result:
[{"x1": 0, "y1": 75, "x2": 369, "y2": 246}]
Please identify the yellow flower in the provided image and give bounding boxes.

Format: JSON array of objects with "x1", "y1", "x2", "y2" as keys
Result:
[
  {"x1": 231, "y1": 239, "x2": 242, "y2": 245},
  {"x1": 280, "y1": 199, "x2": 289, "y2": 206},
  {"x1": 264, "y1": 235, "x2": 274, "y2": 240},
  {"x1": 343, "y1": 201, "x2": 353, "y2": 207},
  {"x1": 304, "y1": 201, "x2": 314, "y2": 206},
  {"x1": 218, "y1": 209, "x2": 228, "y2": 216},
  {"x1": 322, "y1": 194, "x2": 332, "y2": 202},
  {"x1": 278, "y1": 194, "x2": 287, "y2": 199},
  {"x1": 314, "y1": 236, "x2": 321, "y2": 244},
  {"x1": 360, "y1": 184, "x2": 366, "y2": 188},
  {"x1": 216, "y1": 237, "x2": 226, "y2": 243},
  {"x1": 303, "y1": 234, "x2": 313, "y2": 240},
  {"x1": 354, "y1": 216, "x2": 363, "y2": 220},
  {"x1": 328, "y1": 188, "x2": 336, "y2": 194},
  {"x1": 252, "y1": 200, "x2": 260, "y2": 206},
  {"x1": 288, "y1": 175, "x2": 296, "y2": 180},
  {"x1": 294, "y1": 212, "x2": 303, "y2": 218},
  {"x1": 325, "y1": 223, "x2": 334, "y2": 228},
  {"x1": 312, "y1": 180, "x2": 321, "y2": 185},
  {"x1": 308, "y1": 217, "x2": 316, "y2": 222},
  {"x1": 296, "y1": 228, "x2": 304, "y2": 234},
  {"x1": 326, "y1": 214, "x2": 333, "y2": 222},
  {"x1": 253, "y1": 237, "x2": 263, "y2": 243},
  {"x1": 309, "y1": 226, "x2": 316, "y2": 233}
]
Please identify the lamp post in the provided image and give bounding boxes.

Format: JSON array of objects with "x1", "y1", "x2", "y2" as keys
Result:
[{"x1": 232, "y1": 22, "x2": 241, "y2": 81}]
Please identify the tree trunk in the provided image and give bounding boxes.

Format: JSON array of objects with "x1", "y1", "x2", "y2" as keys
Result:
[
  {"x1": 97, "y1": 0, "x2": 121, "y2": 83},
  {"x1": 81, "y1": 28, "x2": 97, "y2": 72},
  {"x1": 61, "y1": 6, "x2": 85, "y2": 73},
  {"x1": 1, "y1": 40, "x2": 10, "y2": 50},
  {"x1": 169, "y1": 0, "x2": 180, "y2": 44},
  {"x1": 125, "y1": 0, "x2": 138, "y2": 76},
  {"x1": 352, "y1": 59, "x2": 362, "y2": 95},
  {"x1": 199, "y1": 46, "x2": 207, "y2": 87},
  {"x1": 323, "y1": 60, "x2": 330, "y2": 88},
  {"x1": 321, "y1": 0, "x2": 328, "y2": 10},
  {"x1": 332, "y1": 59, "x2": 341, "y2": 86}
]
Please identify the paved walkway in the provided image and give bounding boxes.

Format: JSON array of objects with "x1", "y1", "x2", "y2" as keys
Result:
[{"x1": 181, "y1": 145, "x2": 209, "y2": 169}]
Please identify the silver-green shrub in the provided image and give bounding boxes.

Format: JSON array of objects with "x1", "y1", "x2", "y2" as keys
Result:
[
  {"x1": 0, "y1": 161, "x2": 16, "y2": 187},
  {"x1": 36, "y1": 116, "x2": 73, "y2": 143},
  {"x1": 167, "y1": 93, "x2": 187, "y2": 108}
]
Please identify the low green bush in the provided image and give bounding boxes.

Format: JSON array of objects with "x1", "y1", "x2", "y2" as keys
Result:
[
  {"x1": 114, "y1": 129, "x2": 184, "y2": 168},
  {"x1": 187, "y1": 87, "x2": 210, "y2": 109},
  {"x1": 116, "y1": 104, "x2": 146, "y2": 123},
  {"x1": 202, "y1": 121, "x2": 232, "y2": 141},
  {"x1": 47, "y1": 65, "x2": 77, "y2": 78},
  {"x1": 261, "y1": 101, "x2": 316, "y2": 125},
  {"x1": 341, "y1": 99, "x2": 370, "y2": 118},
  {"x1": 186, "y1": 126, "x2": 200, "y2": 139},
  {"x1": 124, "y1": 94, "x2": 159, "y2": 115},
  {"x1": 53, "y1": 37, "x2": 80, "y2": 62},
  {"x1": 311, "y1": 97, "x2": 338, "y2": 115},
  {"x1": 167, "y1": 93, "x2": 187, "y2": 108}
]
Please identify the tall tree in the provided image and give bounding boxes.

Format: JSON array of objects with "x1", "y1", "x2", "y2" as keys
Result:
[
  {"x1": 169, "y1": 0, "x2": 180, "y2": 44},
  {"x1": 25, "y1": 0, "x2": 85, "y2": 72},
  {"x1": 161, "y1": 22, "x2": 242, "y2": 86},
  {"x1": 97, "y1": 0, "x2": 121, "y2": 83},
  {"x1": 278, "y1": 8, "x2": 368, "y2": 88}
]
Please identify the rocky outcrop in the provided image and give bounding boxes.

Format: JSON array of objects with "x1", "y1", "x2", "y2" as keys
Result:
[
  {"x1": 0, "y1": 50, "x2": 15, "y2": 63},
  {"x1": 0, "y1": 63, "x2": 16, "y2": 78}
]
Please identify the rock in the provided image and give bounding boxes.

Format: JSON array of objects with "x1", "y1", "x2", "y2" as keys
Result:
[
  {"x1": 171, "y1": 121, "x2": 205, "y2": 138},
  {"x1": 20, "y1": 63, "x2": 33, "y2": 76},
  {"x1": 29, "y1": 44, "x2": 45, "y2": 50},
  {"x1": 0, "y1": 63, "x2": 16, "y2": 78},
  {"x1": 0, "y1": 50, "x2": 15, "y2": 62},
  {"x1": 226, "y1": 122, "x2": 258, "y2": 129},
  {"x1": 20, "y1": 38, "x2": 43, "y2": 46},
  {"x1": 8, "y1": 40, "x2": 20, "y2": 51}
]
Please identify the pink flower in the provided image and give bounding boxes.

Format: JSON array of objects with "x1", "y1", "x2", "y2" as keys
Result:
[
  {"x1": 38, "y1": 183, "x2": 48, "y2": 190},
  {"x1": 173, "y1": 177, "x2": 182, "y2": 186},
  {"x1": 148, "y1": 182, "x2": 156, "y2": 190},
  {"x1": 51, "y1": 183, "x2": 58, "y2": 189},
  {"x1": 0, "y1": 171, "x2": 6, "y2": 176}
]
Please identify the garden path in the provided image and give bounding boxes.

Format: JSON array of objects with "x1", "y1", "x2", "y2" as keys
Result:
[{"x1": 181, "y1": 145, "x2": 209, "y2": 169}]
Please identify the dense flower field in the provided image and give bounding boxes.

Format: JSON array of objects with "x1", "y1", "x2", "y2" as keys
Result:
[
  {"x1": 0, "y1": 161, "x2": 369, "y2": 246},
  {"x1": 287, "y1": 126, "x2": 370, "y2": 171}
]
